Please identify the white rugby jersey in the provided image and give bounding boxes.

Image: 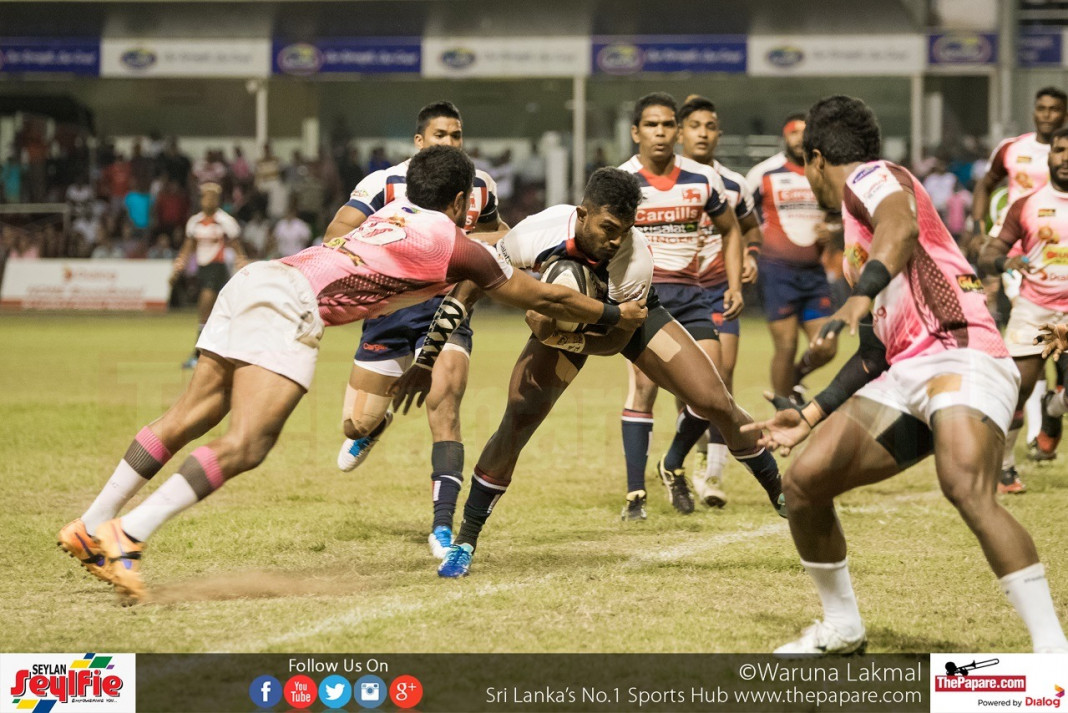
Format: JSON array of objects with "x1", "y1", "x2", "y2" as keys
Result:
[
  {"x1": 344, "y1": 158, "x2": 499, "y2": 232},
  {"x1": 619, "y1": 155, "x2": 729, "y2": 285},
  {"x1": 495, "y1": 204, "x2": 652, "y2": 304},
  {"x1": 697, "y1": 159, "x2": 755, "y2": 288},
  {"x1": 746, "y1": 152, "x2": 825, "y2": 267},
  {"x1": 186, "y1": 209, "x2": 241, "y2": 266}
]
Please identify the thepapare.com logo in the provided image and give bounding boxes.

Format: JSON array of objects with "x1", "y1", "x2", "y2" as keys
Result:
[{"x1": 1, "y1": 653, "x2": 136, "y2": 712}]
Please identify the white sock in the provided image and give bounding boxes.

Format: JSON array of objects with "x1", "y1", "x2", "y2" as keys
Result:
[
  {"x1": 120, "y1": 475, "x2": 199, "y2": 542},
  {"x1": 82, "y1": 462, "x2": 150, "y2": 535},
  {"x1": 706, "y1": 443, "x2": 729, "y2": 480},
  {"x1": 1048, "y1": 390, "x2": 1068, "y2": 419},
  {"x1": 801, "y1": 558, "x2": 865, "y2": 637},
  {"x1": 1002, "y1": 427, "x2": 1021, "y2": 470},
  {"x1": 1000, "y1": 563, "x2": 1068, "y2": 652},
  {"x1": 1025, "y1": 380, "x2": 1046, "y2": 443}
]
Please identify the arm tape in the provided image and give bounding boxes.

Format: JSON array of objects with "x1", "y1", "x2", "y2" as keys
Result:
[
  {"x1": 595, "y1": 303, "x2": 621, "y2": 327},
  {"x1": 812, "y1": 318, "x2": 889, "y2": 416},
  {"x1": 851, "y1": 259, "x2": 892, "y2": 299},
  {"x1": 414, "y1": 295, "x2": 469, "y2": 368}
]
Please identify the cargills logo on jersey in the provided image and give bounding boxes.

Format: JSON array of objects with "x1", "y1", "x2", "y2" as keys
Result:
[
  {"x1": 766, "y1": 46, "x2": 804, "y2": 67},
  {"x1": 440, "y1": 48, "x2": 476, "y2": 69},
  {"x1": 635, "y1": 205, "x2": 702, "y2": 225},
  {"x1": 1, "y1": 653, "x2": 136, "y2": 713},
  {"x1": 120, "y1": 47, "x2": 156, "y2": 70},
  {"x1": 277, "y1": 43, "x2": 323, "y2": 76},
  {"x1": 596, "y1": 44, "x2": 644, "y2": 74}
]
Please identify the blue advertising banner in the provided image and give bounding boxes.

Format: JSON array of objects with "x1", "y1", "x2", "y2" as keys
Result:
[
  {"x1": 273, "y1": 38, "x2": 420, "y2": 75},
  {"x1": 0, "y1": 38, "x2": 99, "y2": 75},
  {"x1": 927, "y1": 32, "x2": 998, "y2": 65},
  {"x1": 592, "y1": 36, "x2": 746, "y2": 75},
  {"x1": 1018, "y1": 28, "x2": 1063, "y2": 67}
]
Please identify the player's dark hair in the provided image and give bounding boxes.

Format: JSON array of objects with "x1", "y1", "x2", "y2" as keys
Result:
[
  {"x1": 632, "y1": 92, "x2": 677, "y2": 127},
  {"x1": 583, "y1": 167, "x2": 643, "y2": 220},
  {"x1": 678, "y1": 96, "x2": 716, "y2": 124},
  {"x1": 1036, "y1": 86, "x2": 1068, "y2": 107},
  {"x1": 406, "y1": 145, "x2": 474, "y2": 212},
  {"x1": 802, "y1": 95, "x2": 882, "y2": 166},
  {"x1": 783, "y1": 112, "x2": 807, "y2": 128},
  {"x1": 1051, "y1": 126, "x2": 1068, "y2": 142},
  {"x1": 416, "y1": 101, "x2": 463, "y2": 135}
]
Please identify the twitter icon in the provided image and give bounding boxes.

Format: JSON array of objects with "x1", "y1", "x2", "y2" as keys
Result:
[{"x1": 319, "y1": 674, "x2": 352, "y2": 709}]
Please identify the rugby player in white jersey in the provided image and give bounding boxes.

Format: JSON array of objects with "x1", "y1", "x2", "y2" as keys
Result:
[
  {"x1": 323, "y1": 101, "x2": 508, "y2": 558},
  {"x1": 674, "y1": 94, "x2": 763, "y2": 507},
  {"x1": 390, "y1": 167, "x2": 784, "y2": 577},
  {"x1": 745, "y1": 96, "x2": 1067, "y2": 654},
  {"x1": 171, "y1": 183, "x2": 246, "y2": 369},
  {"x1": 614, "y1": 93, "x2": 780, "y2": 520},
  {"x1": 58, "y1": 146, "x2": 646, "y2": 604}
]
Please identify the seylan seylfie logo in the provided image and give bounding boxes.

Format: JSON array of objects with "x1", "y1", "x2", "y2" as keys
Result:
[
  {"x1": 7, "y1": 653, "x2": 127, "y2": 711},
  {"x1": 597, "y1": 44, "x2": 644, "y2": 74},
  {"x1": 767, "y1": 46, "x2": 804, "y2": 67},
  {"x1": 440, "y1": 48, "x2": 476, "y2": 69},
  {"x1": 277, "y1": 43, "x2": 323, "y2": 75},
  {"x1": 120, "y1": 48, "x2": 156, "y2": 70}
]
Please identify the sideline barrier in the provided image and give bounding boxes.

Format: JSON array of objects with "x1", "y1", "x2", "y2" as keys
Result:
[{"x1": 0, "y1": 258, "x2": 171, "y2": 312}]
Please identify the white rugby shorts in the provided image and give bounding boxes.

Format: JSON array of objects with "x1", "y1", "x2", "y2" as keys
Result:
[
  {"x1": 1004, "y1": 295, "x2": 1068, "y2": 358},
  {"x1": 855, "y1": 349, "x2": 1020, "y2": 435},
  {"x1": 197, "y1": 261, "x2": 324, "y2": 389}
]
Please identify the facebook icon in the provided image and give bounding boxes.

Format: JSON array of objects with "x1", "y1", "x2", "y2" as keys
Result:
[{"x1": 250, "y1": 675, "x2": 283, "y2": 708}]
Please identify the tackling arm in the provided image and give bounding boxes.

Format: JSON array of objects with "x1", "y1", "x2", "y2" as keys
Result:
[{"x1": 324, "y1": 205, "x2": 369, "y2": 240}]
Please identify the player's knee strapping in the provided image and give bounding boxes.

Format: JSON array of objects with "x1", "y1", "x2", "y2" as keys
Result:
[
  {"x1": 431, "y1": 441, "x2": 464, "y2": 530},
  {"x1": 177, "y1": 446, "x2": 227, "y2": 500},
  {"x1": 456, "y1": 467, "x2": 508, "y2": 548},
  {"x1": 343, "y1": 386, "x2": 392, "y2": 438}
]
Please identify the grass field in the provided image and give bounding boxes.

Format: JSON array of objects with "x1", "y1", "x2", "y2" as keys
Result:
[{"x1": 2, "y1": 309, "x2": 1066, "y2": 654}]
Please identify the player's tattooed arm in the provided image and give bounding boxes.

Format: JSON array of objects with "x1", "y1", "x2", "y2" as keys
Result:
[{"x1": 711, "y1": 208, "x2": 745, "y2": 319}]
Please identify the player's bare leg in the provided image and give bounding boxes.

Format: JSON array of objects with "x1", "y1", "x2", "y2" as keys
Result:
[
  {"x1": 337, "y1": 365, "x2": 395, "y2": 471},
  {"x1": 1001, "y1": 355, "x2": 1045, "y2": 493},
  {"x1": 441, "y1": 339, "x2": 585, "y2": 576},
  {"x1": 635, "y1": 320, "x2": 784, "y2": 515},
  {"x1": 931, "y1": 405, "x2": 1067, "y2": 651},
  {"x1": 777, "y1": 397, "x2": 908, "y2": 653},
  {"x1": 62, "y1": 352, "x2": 233, "y2": 581},
  {"x1": 99, "y1": 362, "x2": 305, "y2": 603},
  {"x1": 424, "y1": 348, "x2": 470, "y2": 557},
  {"x1": 767, "y1": 316, "x2": 800, "y2": 398}
]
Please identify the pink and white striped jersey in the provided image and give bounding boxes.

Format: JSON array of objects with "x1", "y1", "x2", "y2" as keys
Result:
[
  {"x1": 988, "y1": 132, "x2": 1051, "y2": 204},
  {"x1": 280, "y1": 200, "x2": 511, "y2": 327},
  {"x1": 991, "y1": 182, "x2": 1068, "y2": 312},
  {"x1": 619, "y1": 155, "x2": 729, "y2": 286},
  {"x1": 842, "y1": 160, "x2": 1007, "y2": 365}
]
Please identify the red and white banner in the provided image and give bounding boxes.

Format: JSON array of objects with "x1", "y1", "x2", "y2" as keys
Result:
[{"x1": 0, "y1": 259, "x2": 171, "y2": 311}]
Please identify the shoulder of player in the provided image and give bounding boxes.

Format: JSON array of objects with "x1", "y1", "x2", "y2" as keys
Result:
[
  {"x1": 675, "y1": 156, "x2": 726, "y2": 190},
  {"x1": 473, "y1": 168, "x2": 496, "y2": 187},
  {"x1": 713, "y1": 160, "x2": 749, "y2": 192},
  {"x1": 617, "y1": 156, "x2": 642, "y2": 173},
  {"x1": 510, "y1": 204, "x2": 575, "y2": 237},
  {"x1": 746, "y1": 152, "x2": 787, "y2": 180}
]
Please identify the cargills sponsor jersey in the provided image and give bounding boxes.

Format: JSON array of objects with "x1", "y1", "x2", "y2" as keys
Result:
[
  {"x1": 988, "y1": 132, "x2": 1051, "y2": 204},
  {"x1": 842, "y1": 160, "x2": 1007, "y2": 365},
  {"x1": 186, "y1": 209, "x2": 241, "y2": 266},
  {"x1": 990, "y1": 183, "x2": 1068, "y2": 311},
  {"x1": 495, "y1": 204, "x2": 653, "y2": 304},
  {"x1": 620, "y1": 155, "x2": 729, "y2": 286},
  {"x1": 746, "y1": 152, "x2": 824, "y2": 267},
  {"x1": 697, "y1": 160, "x2": 755, "y2": 288},
  {"x1": 344, "y1": 158, "x2": 499, "y2": 231},
  {"x1": 280, "y1": 200, "x2": 512, "y2": 327}
]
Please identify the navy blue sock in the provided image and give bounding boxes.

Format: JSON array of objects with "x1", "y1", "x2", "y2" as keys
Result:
[
  {"x1": 430, "y1": 441, "x2": 464, "y2": 530},
  {"x1": 621, "y1": 410, "x2": 653, "y2": 492},
  {"x1": 455, "y1": 469, "x2": 507, "y2": 549},
  {"x1": 663, "y1": 406, "x2": 709, "y2": 471},
  {"x1": 732, "y1": 447, "x2": 781, "y2": 499},
  {"x1": 707, "y1": 423, "x2": 727, "y2": 446}
]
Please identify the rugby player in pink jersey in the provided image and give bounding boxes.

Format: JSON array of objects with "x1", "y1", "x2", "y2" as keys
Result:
[
  {"x1": 745, "y1": 96, "x2": 1068, "y2": 654},
  {"x1": 57, "y1": 146, "x2": 647, "y2": 605},
  {"x1": 980, "y1": 128, "x2": 1068, "y2": 493}
]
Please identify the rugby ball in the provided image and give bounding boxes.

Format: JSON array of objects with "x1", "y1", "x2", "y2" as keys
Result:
[{"x1": 539, "y1": 258, "x2": 606, "y2": 332}]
